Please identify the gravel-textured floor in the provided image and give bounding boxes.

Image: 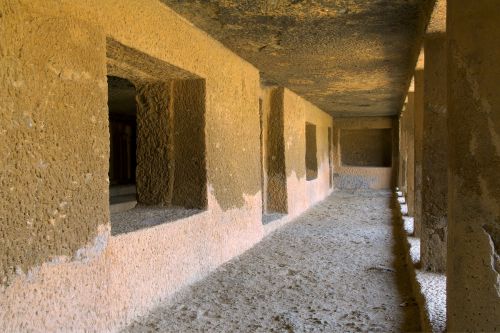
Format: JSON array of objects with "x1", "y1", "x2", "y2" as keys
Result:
[{"x1": 124, "y1": 190, "x2": 420, "y2": 332}]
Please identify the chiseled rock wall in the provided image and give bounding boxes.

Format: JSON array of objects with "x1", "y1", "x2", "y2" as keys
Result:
[
  {"x1": 0, "y1": 1, "x2": 333, "y2": 331},
  {"x1": 333, "y1": 117, "x2": 395, "y2": 190},
  {"x1": 447, "y1": 2, "x2": 500, "y2": 331}
]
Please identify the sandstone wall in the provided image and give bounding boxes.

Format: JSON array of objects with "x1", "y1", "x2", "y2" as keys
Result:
[
  {"x1": 0, "y1": 1, "x2": 333, "y2": 331},
  {"x1": 260, "y1": 87, "x2": 333, "y2": 234},
  {"x1": 332, "y1": 117, "x2": 394, "y2": 190},
  {"x1": 447, "y1": 1, "x2": 500, "y2": 330}
]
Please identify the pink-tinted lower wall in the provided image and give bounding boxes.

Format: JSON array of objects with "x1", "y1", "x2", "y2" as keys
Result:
[{"x1": 1, "y1": 192, "x2": 264, "y2": 332}]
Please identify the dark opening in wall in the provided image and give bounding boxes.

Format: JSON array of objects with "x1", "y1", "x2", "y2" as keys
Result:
[
  {"x1": 107, "y1": 76, "x2": 138, "y2": 213},
  {"x1": 328, "y1": 127, "x2": 333, "y2": 188},
  {"x1": 265, "y1": 88, "x2": 288, "y2": 221},
  {"x1": 305, "y1": 122, "x2": 318, "y2": 180},
  {"x1": 260, "y1": 88, "x2": 288, "y2": 225},
  {"x1": 259, "y1": 97, "x2": 265, "y2": 215},
  {"x1": 341, "y1": 129, "x2": 392, "y2": 167},
  {"x1": 106, "y1": 38, "x2": 208, "y2": 235}
]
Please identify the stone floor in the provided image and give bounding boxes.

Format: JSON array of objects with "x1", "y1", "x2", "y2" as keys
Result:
[{"x1": 124, "y1": 190, "x2": 420, "y2": 332}]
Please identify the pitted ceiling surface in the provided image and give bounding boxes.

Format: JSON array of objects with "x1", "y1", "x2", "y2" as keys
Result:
[{"x1": 161, "y1": 0, "x2": 433, "y2": 117}]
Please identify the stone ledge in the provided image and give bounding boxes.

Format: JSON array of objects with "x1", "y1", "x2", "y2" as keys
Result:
[
  {"x1": 395, "y1": 189, "x2": 446, "y2": 333},
  {"x1": 110, "y1": 206, "x2": 204, "y2": 235}
]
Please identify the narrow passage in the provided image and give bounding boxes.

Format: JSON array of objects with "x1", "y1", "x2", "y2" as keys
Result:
[{"x1": 125, "y1": 191, "x2": 419, "y2": 332}]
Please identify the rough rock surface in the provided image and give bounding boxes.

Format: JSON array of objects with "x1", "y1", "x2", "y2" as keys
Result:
[
  {"x1": 124, "y1": 190, "x2": 420, "y2": 332},
  {"x1": 161, "y1": 0, "x2": 434, "y2": 117}
]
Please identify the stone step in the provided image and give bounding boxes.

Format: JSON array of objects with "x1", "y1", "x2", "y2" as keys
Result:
[
  {"x1": 110, "y1": 184, "x2": 136, "y2": 197},
  {"x1": 110, "y1": 194, "x2": 137, "y2": 214}
]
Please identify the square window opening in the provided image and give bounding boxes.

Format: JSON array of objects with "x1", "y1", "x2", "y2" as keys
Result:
[{"x1": 106, "y1": 39, "x2": 208, "y2": 235}]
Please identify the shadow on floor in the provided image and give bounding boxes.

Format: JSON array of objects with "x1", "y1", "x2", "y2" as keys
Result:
[{"x1": 390, "y1": 192, "x2": 422, "y2": 332}]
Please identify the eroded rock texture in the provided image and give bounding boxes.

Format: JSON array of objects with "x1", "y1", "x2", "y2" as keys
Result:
[{"x1": 162, "y1": 0, "x2": 434, "y2": 117}]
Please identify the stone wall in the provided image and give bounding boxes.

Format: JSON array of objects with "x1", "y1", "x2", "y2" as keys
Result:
[
  {"x1": 0, "y1": 1, "x2": 333, "y2": 331},
  {"x1": 259, "y1": 87, "x2": 334, "y2": 233},
  {"x1": 284, "y1": 89, "x2": 333, "y2": 215},
  {"x1": 447, "y1": 1, "x2": 500, "y2": 330},
  {"x1": 340, "y1": 129, "x2": 392, "y2": 167},
  {"x1": 333, "y1": 117, "x2": 394, "y2": 190},
  {"x1": 421, "y1": 33, "x2": 447, "y2": 273}
]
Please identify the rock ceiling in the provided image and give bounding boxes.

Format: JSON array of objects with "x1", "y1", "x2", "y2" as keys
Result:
[{"x1": 162, "y1": 0, "x2": 435, "y2": 117}]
